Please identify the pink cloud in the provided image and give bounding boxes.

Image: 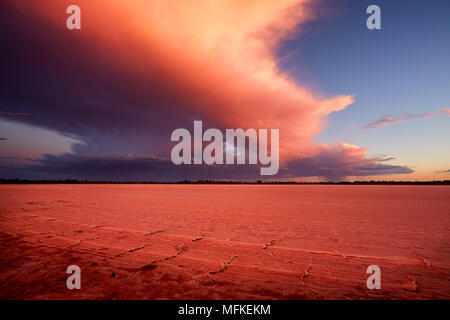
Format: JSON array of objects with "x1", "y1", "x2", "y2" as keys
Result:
[
  {"x1": 11, "y1": 0, "x2": 353, "y2": 161},
  {"x1": 362, "y1": 109, "x2": 450, "y2": 130}
]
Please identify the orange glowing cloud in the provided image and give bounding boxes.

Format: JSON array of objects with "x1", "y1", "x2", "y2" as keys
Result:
[{"x1": 11, "y1": 0, "x2": 353, "y2": 163}]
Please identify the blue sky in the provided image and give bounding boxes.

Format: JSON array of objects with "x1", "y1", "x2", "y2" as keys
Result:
[{"x1": 277, "y1": 0, "x2": 450, "y2": 178}]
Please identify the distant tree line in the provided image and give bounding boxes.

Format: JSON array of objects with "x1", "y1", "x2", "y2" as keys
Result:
[{"x1": 0, "y1": 178, "x2": 449, "y2": 185}]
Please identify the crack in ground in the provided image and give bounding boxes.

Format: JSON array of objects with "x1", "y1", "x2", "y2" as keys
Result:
[
  {"x1": 115, "y1": 244, "x2": 149, "y2": 257},
  {"x1": 409, "y1": 248, "x2": 432, "y2": 269},
  {"x1": 401, "y1": 274, "x2": 419, "y2": 292},
  {"x1": 262, "y1": 237, "x2": 284, "y2": 250},
  {"x1": 140, "y1": 244, "x2": 188, "y2": 271},
  {"x1": 116, "y1": 232, "x2": 197, "y2": 258},
  {"x1": 65, "y1": 240, "x2": 82, "y2": 250},
  {"x1": 123, "y1": 235, "x2": 204, "y2": 268},
  {"x1": 330, "y1": 248, "x2": 347, "y2": 259},
  {"x1": 300, "y1": 263, "x2": 312, "y2": 283},
  {"x1": 144, "y1": 229, "x2": 167, "y2": 236},
  {"x1": 209, "y1": 255, "x2": 239, "y2": 274},
  {"x1": 192, "y1": 234, "x2": 205, "y2": 242},
  {"x1": 64, "y1": 236, "x2": 100, "y2": 251},
  {"x1": 262, "y1": 239, "x2": 277, "y2": 250}
]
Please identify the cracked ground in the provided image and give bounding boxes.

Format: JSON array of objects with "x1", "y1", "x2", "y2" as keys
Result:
[{"x1": 0, "y1": 184, "x2": 449, "y2": 299}]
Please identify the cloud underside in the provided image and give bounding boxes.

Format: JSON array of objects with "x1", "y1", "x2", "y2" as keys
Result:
[
  {"x1": 0, "y1": 0, "x2": 412, "y2": 180},
  {"x1": 1, "y1": 152, "x2": 412, "y2": 182}
]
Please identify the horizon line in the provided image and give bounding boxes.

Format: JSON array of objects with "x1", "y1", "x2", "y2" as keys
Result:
[{"x1": 1, "y1": 179, "x2": 449, "y2": 185}]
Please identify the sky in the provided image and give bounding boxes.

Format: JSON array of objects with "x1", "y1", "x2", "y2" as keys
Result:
[{"x1": 0, "y1": 0, "x2": 449, "y2": 181}]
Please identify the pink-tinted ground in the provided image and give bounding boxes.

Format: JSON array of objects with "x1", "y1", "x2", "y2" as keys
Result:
[{"x1": 0, "y1": 184, "x2": 448, "y2": 300}]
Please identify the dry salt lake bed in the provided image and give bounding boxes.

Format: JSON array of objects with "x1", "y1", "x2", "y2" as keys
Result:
[{"x1": 0, "y1": 184, "x2": 448, "y2": 299}]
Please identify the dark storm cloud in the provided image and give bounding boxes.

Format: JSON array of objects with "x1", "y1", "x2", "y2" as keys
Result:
[
  {"x1": 0, "y1": 1, "x2": 413, "y2": 181},
  {"x1": 18, "y1": 154, "x2": 262, "y2": 182},
  {"x1": 286, "y1": 146, "x2": 414, "y2": 181},
  {"x1": 0, "y1": 2, "x2": 199, "y2": 155},
  {"x1": 1, "y1": 151, "x2": 411, "y2": 182}
]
